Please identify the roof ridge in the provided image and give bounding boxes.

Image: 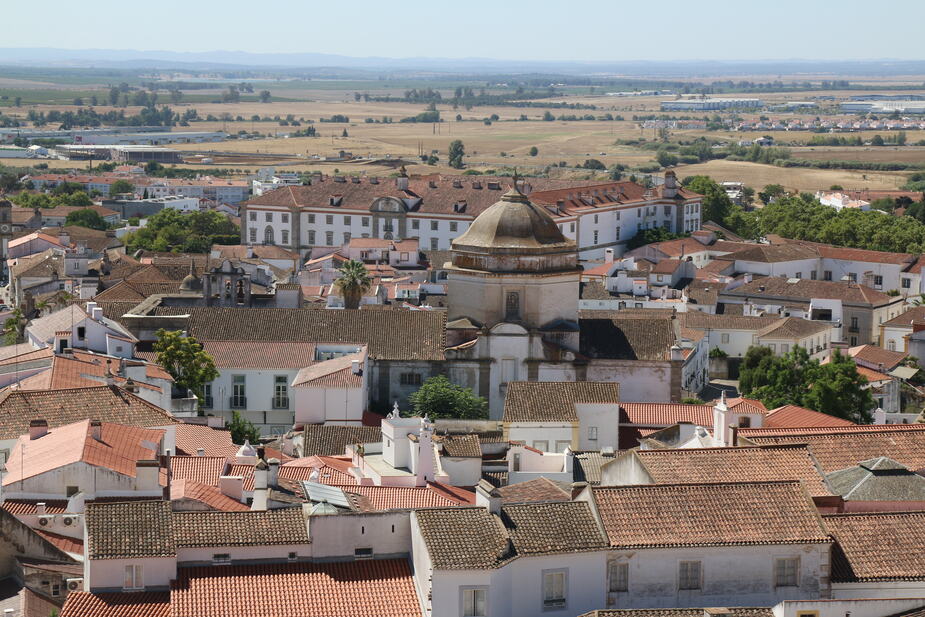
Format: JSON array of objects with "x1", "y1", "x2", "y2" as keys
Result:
[{"x1": 595, "y1": 479, "x2": 803, "y2": 490}]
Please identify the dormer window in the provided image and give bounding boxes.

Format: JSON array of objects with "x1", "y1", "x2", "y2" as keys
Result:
[{"x1": 738, "y1": 416, "x2": 751, "y2": 428}]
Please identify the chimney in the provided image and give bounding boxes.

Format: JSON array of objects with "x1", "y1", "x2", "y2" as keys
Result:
[
  {"x1": 246, "y1": 245, "x2": 254, "y2": 258},
  {"x1": 474, "y1": 480, "x2": 501, "y2": 514},
  {"x1": 414, "y1": 422, "x2": 436, "y2": 487},
  {"x1": 196, "y1": 448, "x2": 205, "y2": 457},
  {"x1": 123, "y1": 378, "x2": 138, "y2": 393},
  {"x1": 59, "y1": 232, "x2": 70, "y2": 247},
  {"x1": 352, "y1": 359, "x2": 362, "y2": 375},
  {"x1": 396, "y1": 166, "x2": 409, "y2": 191},
  {"x1": 89, "y1": 420, "x2": 102, "y2": 442},
  {"x1": 36, "y1": 502, "x2": 46, "y2": 515},
  {"x1": 254, "y1": 458, "x2": 268, "y2": 491},
  {"x1": 267, "y1": 458, "x2": 280, "y2": 488},
  {"x1": 729, "y1": 424, "x2": 739, "y2": 446},
  {"x1": 219, "y1": 475, "x2": 244, "y2": 501},
  {"x1": 713, "y1": 391, "x2": 729, "y2": 446},
  {"x1": 570, "y1": 481, "x2": 588, "y2": 500},
  {"x1": 134, "y1": 459, "x2": 160, "y2": 490},
  {"x1": 29, "y1": 419, "x2": 48, "y2": 440},
  {"x1": 605, "y1": 248, "x2": 614, "y2": 264}
]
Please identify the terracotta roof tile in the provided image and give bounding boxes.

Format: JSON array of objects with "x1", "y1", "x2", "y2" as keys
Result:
[
  {"x1": 169, "y1": 456, "x2": 228, "y2": 487},
  {"x1": 1, "y1": 500, "x2": 68, "y2": 515},
  {"x1": 61, "y1": 591, "x2": 170, "y2": 617},
  {"x1": 848, "y1": 344, "x2": 907, "y2": 370},
  {"x1": 765, "y1": 405, "x2": 856, "y2": 428},
  {"x1": 0, "y1": 385, "x2": 178, "y2": 442},
  {"x1": 628, "y1": 445, "x2": 831, "y2": 497},
  {"x1": 740, "y1": 425, "x2": 925, "y2": 473},
  {"x1": 592, "y1": 481, "x2": 831, "y2": 548},
  {"x1": 503, "y1": 381, "x2": 619, "y2": 423},
  {"x1": 169, "y1": 560, "x2": 421, "y2": 617},
  {"x1": 883, "y1": 306, "x2": 925, "y2": 328},
  {"x1": 501, "y1": 501, "x2": 607, "y2": 555},
  {"x1": 343, "y1": 485, "x2": 469, "y2": 510},
  {"x1": 584, "y1": 610, "x2": 771, "y2": 617},
  {"x1": 619, "y1": 402, "x2": 714, "y2": 426},
  {"x1": 725, "y1": 277, "x2": 896, "y2": 306},
  {"x1": 33, "y1": 529, "x2": 84, "y2": 556},
  {"x1": 199, "y1": 340, "x2": 321, "y2": 369},
  {"x1": 579, "y1": 313, "x2": 679, "y2": 361},
  {"x1": 438, "y1": 433, "x2": 481, "y2": 458},
  {"x1": 299, "y1": 426, "x2": 382, "y2": 457},
  {"x1": 172, "y1": 509, "x2": 309, "y2": 547},
  {"x1": 85, "y1": 500, "x2": 175, "y2": 559},
  {"x1": 291, "y1": 349, "x2": 366, "y2": 388},
  {"x1": 825, "y1": 511, "x2": 925, "y2": 582},
  {"x1": 172, "y1": 425, "x2": 237, "y2": 458},
  {"x1": 280, "y1": 456, "x2": 357, "y2": 485},
  {"x1": 414, "y1": 507, "x2": 512, "y2": 569},
  {"x1": 494, "y1": 477, "x2": 571, "y2": 504},
  {"x1": 169, "y1": 479, "x2": 249, "y2": 512}
]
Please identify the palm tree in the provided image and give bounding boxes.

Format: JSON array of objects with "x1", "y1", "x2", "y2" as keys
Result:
[
  {"x1": 3, "y1": 308, "x2": 26, "y2": 345},
  {"x1": 334, "y1": 259, "x2": 372, "y2": 310}
]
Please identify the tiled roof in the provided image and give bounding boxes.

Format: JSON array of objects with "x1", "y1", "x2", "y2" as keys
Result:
[
  {"x1": 731, "y1": 243, "x2": 820, "y2": 263},
  {"x1": 573, "y1": 451, "x2": 611, "y2": 485},
  {"x1": 170, "y1": 560, "x2": 422, "y2": 617},
  {"x1": 619, "y1": 402, "x2": 713, "y2": 426},
  {"x1": 33, "y1": 529, "x2": 84, "y2": 556},
  {"x1": 1, "y1": 500, "x2": 68, "y2": 515},
  {"x1": 765, "y1": 404, "x2": 856, "y2": 428},
  {"x1": 650, "y1": 258, "x2": 682, "y2": 274},
  {"x1": 680, "y1": 311, "x2": 780, "y2": 331},
  {"x1": 3, "y1": 420, "x2": 162, "y2": 485},
  {"x1": 883, "y1": 306, "x2": 925, "y2": 328},
  {"x1": 579, "y1": 313, "x2": 678, "y2": 361},
  {"x1": 17, "y1": 353, "x2": 161, "y2": 393},
  {"x1": 501, "y1": 501, "x2": 607, "y2": 555},
  {"x1": 299, "y1": 425, "x2": 382, "y2": 456},
  {"x1": 61, "y1": 591, "x2": 170, "y2": 617},
  {"x1": 172, "y1": 425, "x2": 237, "y2": 458},
  {"x1": 414, "y1": 507, "x2": 512, "y2": 569},
  {"x1": 438, "y1": 433, "x2": 481, "y2": 458},
  {"x1": 151, "y1": 307, "x2": 445, "y2": 361},
  {"x1": 592, "y1": 481, "x2": 831, "y2": 549},
  {"x1": 756, "y1": 316, "x2": 832, "y2": 339},
  {"x1": 281, "y1": 456, "x2": 357, "y2": 485},
  {"x1": 848, "y1": 344, "x2": 907, "y2": 370},
  {"x1": 740, "y1": 425, "x2": 925, "y2": 473},
  {"x1": 0, "y1": 385, "x2": 178, "y2": 441},
  {"x1": 211, "y1": 244, "x2": 299, "y2": 261},
  {"x1": 86, "y1": 500, "x2": 175, "y2": 559},
  {"x1": 291, "y1": 349, "x2": 365, "y2": 387},
  {"x1": 344, "y1": 485, "x2": 469, "y2": 510},
  {"x1": 169, "y1": 479, "x2": 250, "y2": 512},
  {"x1": 503, "y1": 381, "x2": 619, "y2": 423},
  {"x1": 494, "y1": 477, "x2": 571, "y2": 504},
  {"x1": 628, "y1": 445, "x2": 831, "y2": 497},
  {"x1": 169, "y1": 456, "x2": 228, "y2": 487},
  {"x1": 94, "y1": 281, "x2": 184, "y2": 302},
  {"x1": 723, "y1": 397, "x2": 768, "y2": 415},
  {"x1": 172, "y1": 509, "x2": 309, "y2": 547},
  {"x1": 724, "y1": 277, "x2": 896, "y2": 306},
  {"x1": 195, "y1": 340, "x2": 320, "y2": 369},
  {"x1": 583, "y1": 610, "x2": 771, "y2": 617},
  {"x1": 825, "y1": 511, "x2": 925, "y2": 582},
  {"x1": 826, "y1": 457, "x2": 925, "y2": 501}
]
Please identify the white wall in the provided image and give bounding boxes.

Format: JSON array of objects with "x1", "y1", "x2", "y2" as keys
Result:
[
  {"x1": 293, "y1": 385, "x2": 365, "y2": 425},
  {"x1": 86, "y1": 556, "x2": 176, "y2": 592},
  {"x1": 575, "y1": 403, "x2": 619, "y2": 451},
  {"x1": 309, "y1": 511, "x2": 411, "y2": 560},
  {"x1": 506, "y1": 423, "x2": 574, "y2": 453}
]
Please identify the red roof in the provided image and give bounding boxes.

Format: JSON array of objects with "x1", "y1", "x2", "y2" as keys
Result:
[
  {"x1": 765, "y1": 405, "x2": 856, "y2": 428},
  {"x1": 172, "y1": 425, "x2": 237, "y2": 458},
  {"x1": 34, "y1": 529, "x2": 84, "y2": 555},
  {"x1": 61, "y1": 591, "x2": 170, "y2": 617},
  {"x1": 170, "y1": 560, "x2": 421, "y2": 617},
  {"x1": 169, "y1": 479, "x2": 249, "y2": 512},
  {"x1": 169, "y1": 456, "x2": 229, "y2": 487},
  {"x1": 619, "y1": 402, "x2": 714, "y2": 426},
  {"x1": 198, "y1": 340, "x2": 320, "y2": 369},
  {"x1": 3, "y1": 420, "x2": 163, "y2": 485}
]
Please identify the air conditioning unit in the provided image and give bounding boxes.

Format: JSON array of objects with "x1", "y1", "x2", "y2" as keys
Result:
[
  {"x1": 65, "y1": 578, "x2": 83, "y2": 592},
  {"x1": 62, "y1": 515, "x2": 79, "y2": 527},
  {"x1": 37, "y1": 515, "x2": 55, "y2": 527}
]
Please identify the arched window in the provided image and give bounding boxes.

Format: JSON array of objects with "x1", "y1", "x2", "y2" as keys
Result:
[
  {"x1": 264, "y1": 226, "x2": 274, "y2": 245},
  {"x1": 888, "y1": 340, "x2": 896, "y2": 351}
]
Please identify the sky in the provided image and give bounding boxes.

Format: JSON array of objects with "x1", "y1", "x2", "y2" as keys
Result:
[{"x1": 4, "y1": 0, "x2": 925, "y2": 62}]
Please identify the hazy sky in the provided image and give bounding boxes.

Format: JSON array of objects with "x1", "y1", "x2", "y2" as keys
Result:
[{"x1": 5, "y1": 0, "x2": 924, "y2": 62}]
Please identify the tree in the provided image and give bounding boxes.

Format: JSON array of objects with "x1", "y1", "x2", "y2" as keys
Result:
[
  {"x1": 334, "y1": 259, "x2": 372, "y2": 309},
  {"x1": 542, "y1": 111, "x2": 555, "y2": 121},
  {"x1": 626, "y1": 227, "x2": 687, "y2": 250},
  {"x1": 529, "y1": 146, "x2": 538, "y2": 157},
  {"x1": 227, "y1": 410, "x2": 260, "y2": 445},
  {"x1": 656, "y1": 148, "x2": 678, "y2": 168},
  {"x1": 871, "y1": 134, "x2": 885, "y2": 146},
  {"x1": 109, "y1": 179, "x2": 134, "y2": 196},
  {"x1": 2, "y1": 309, "x2": 26, "y2": 345},
  {"x1": 153, "y1": 329, "x2": 219, "y2": 408},
  {"x1": 448, "y1": 139, "x2": 465, "y2": 169},
  {"x1": 259, "y1": 90, "x2": 271, "y2": 103},
  {"x1": 739, "y1": 345, "x2": 874, "y2": 423},
  {"x1": 170, "y1": 89, "x2": 183, "y2": 104},
  {"x1": 758, "y1": 183, "x2": 786, "y2": 205},
  {"x1": 408, "y1": 375, "x2": 488, "y2": 420},
  {"x1": 581, "y1": 158, "x2": 606, "y2": 170},
  {"x1": 684, "y1": 175, "x2": 734, "y2": 224},
  {"x1": 14, "y1": 96, "x2": 21, "y2": 107},
  {"x1": 341, "y1": 128, "x2": 348, "y2": 137},
  {"x1": 65, "y1": 208, "x2": 108, "y2": 231}
]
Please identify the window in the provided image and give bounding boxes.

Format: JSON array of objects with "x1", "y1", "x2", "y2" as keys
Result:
[
  {"x1": 76, "y1": 326, "x2": 86, "y2": 341},
  {"x1": 203, "y1": 384, "x2": 213, "y2": 409},
  {"x1": 123, "y1": 565, "x2": 143, "y2": 590},
  {"x1": 663, "y1": 205, "x2": 671, "y2": 216},
  {"x1": 212, "y1": 553, "x2": 231, "y2": 565},
  {"x1": 721, "y1": 333, "x2": 730, "y2": 344},
  {"x1": 587, "y1": 426, "x2": 598, "y2": 441},
  {"x1": 282, "y1": 230, "x2": 289, "y2": 244},
  {"x1": 288, "y1": 552, "x2": 298, "y2": 562},
  {"x1": 343, "y1": 232, "x2": 351, "y2": 244},
  {"x1": 874, "y1": 275, "x2": 883, "y2": 286},
  {"x1": 505, "y1": 291, "x2": 521, "y2": 320},
  {"x1": 51, "y1": 583, "x2": 60, "y2": 597},
  {"x1": 450, "y1": 222, "x2": 458, "y2": 232},
  {"x1": 593, "y1": 230, "x2": 599, "y2": 244},
  {"x1": 889, "y1": 340, "x2": 897, "y2": 351},
  {"x1": 354, "y1": 548, "x2": 373, "y2": 559},
  {"x1": 850, "y1": 336, "x2": 858, "y2": 346},
  {"x1": 738, "y1": 416, "x2": 751, "y2": 428},
  {"x1": 400, "y1": 252, "x2": 409, "y2": 261},
  {"x1": 569, "y1": 223, "x2": 575, "y2": 233},
  {"x1": 431, "y1": 220, "x2": 438, "y2": 231},
  {"x1": 249, "y1": 228, "x2": 257, "y2": 243},
  {"x1": 325, "y1": 215, "x2": 333, "y2": 225},
  {"x1": 412, "y1": 219, "x2": 420, "y2": 230},
  {"x1": 848, "y1": 272, "x2": 857, "y2": 282},
  {"x1": 903, "y1": 277, "x2": 911, "y2": 289},
  {"x1": 430, "y1": 238, "x2": 439, "y2": 250},
  {"x1": 273, "y1": 375, "x2": 289, "y2": 409},
  {"x1": 795, "y1": 272, "x2": 802, "y2": 279},
  {"x1": 281, "y1": 213, "x2": 289, "y2": 224},
  {"x1": 462, "y1": 588, "x2": 487, "y2": 617},
  {"x1": 326, "y1": 231, "x2": 334, "y2": 245},
  {"x1": 555, "y1": 440, "x2": 571, "y2": 453},
  {"x1": 615, "y1": 226, "x2": 621, "y2": 239},
  {"x1": 850, "y1": 316, "x2": 859, "y2": 329},
  {"x1": 362, "y1": 217, "x2": 369, "y2": 227},
  {"x1": 775, "y1": 557, "x2": 799, "y2": 587},
  {"x1": 543, "y1": 570, "x2": 567, "y2": 610},
  {"x1": 769, "y1": 343, "x2": 776, "y2": 353},
  {"x1": 678, "y1": 561, "x2": 701, "y2": 590},
  {"x1": 308, "y1": 214, "x2": 316, "y2": 224},
  {"x1": 249, "y1": 212, "x2": 256, "y2": 221},
  {"x1": 593, "y1": 214, "x2": 599, "y2": 224},
  {"x1": 608, "y1": 562, "x2": 628, "y2": 592},
  {"x1": 231, "y1": 375, "x2": 246, "y2": 408},
  {"x1": 344, "y1": 215, "x2": 352, "y2": 225},
  {"x1": 533, "y1": 440, "x2": 549, "y2": 452},
  {"x1": 264, "y1": 213, "x2": 272, "y2": 222},
  {"x1": 66, "y1": 485, "x2": 79, "y2": 497},
  {"x1": 399, "y1": 373, "x2": 422, "y2": 386},
  {"x1": 308, "y1": 230, "x2": 316, "y2": 244},
  {"x1": 823, "y1": 270, "x2": 832, "y2": 281}
]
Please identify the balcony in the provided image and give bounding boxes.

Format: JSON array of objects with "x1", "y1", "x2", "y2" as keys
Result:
[
  {"x1": 272, "y1": 396, "x2": 290, "y2": 409},
  {"x1": 848, "y1": 325, "x2": 860, "y2": 333},
  {"x1": 230, "y1": 396, "x2": 247, "y2": 409}
]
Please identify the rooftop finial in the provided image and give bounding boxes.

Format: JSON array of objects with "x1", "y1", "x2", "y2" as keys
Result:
[{"x1": 512, "y1": 168, "x2": 524, "y2": 196}]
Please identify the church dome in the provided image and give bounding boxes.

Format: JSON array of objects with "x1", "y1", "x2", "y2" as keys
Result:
[{"x1": 450, "y1": 187, "x2": 577, "y2": 273}]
